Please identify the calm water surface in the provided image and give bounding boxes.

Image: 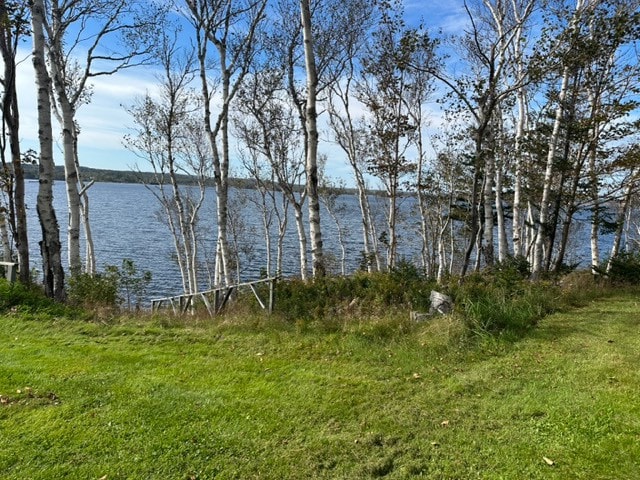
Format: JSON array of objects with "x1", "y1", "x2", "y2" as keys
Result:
[
  {"x1": 24, "y1": 181, "x2": 604, "y2": 299},
  {"x1": 24, "y1": 181, "x2": 392, "y2": 298}
]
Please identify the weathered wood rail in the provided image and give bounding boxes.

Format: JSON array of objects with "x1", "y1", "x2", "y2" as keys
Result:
[{"x1": 151, "y1": 277, "x2": 277, "y2": 317}]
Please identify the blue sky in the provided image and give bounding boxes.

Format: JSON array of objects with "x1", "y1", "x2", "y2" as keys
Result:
[{"x1": 16, "y1": 0, "x2": 468, "y2": 185}]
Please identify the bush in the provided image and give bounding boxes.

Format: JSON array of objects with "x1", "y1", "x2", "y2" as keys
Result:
[
  {"x1": 273, "y1": 266, "x2": 436, "y2": 322},
  {"x1": 449, "y1": 271, "x2": 559, "y2": 336},
  {"x1": 108, "y1": 259, "x2": 152, "y2": 310},
  {"x1": 68, "y1": 271, "x2": 119, "y2": 309},
  {"x1": 67, "y1": 259, "x2": 152, "y2": 311},
  {"x1": 0, "y1": 279, "x2": 74, "y2": 318},
  {"x1": 604, "y1": 252, "x2": 640, "y2": 284}
]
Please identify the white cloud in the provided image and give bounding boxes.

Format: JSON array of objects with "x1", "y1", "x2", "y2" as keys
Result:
[
  {"x1": 405, "y1": 0, "x2": 469, "y2": 34},
  {"x1": 16, "y1": 46, "x2": 158, "y2": 170}
]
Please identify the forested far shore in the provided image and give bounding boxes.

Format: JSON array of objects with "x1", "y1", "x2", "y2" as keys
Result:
[
  {"x1": 21, "y1": 164, "x2": 254, "y2": 189},
  {"x1": 20, "y1": 164, "x2": 385, "y2": 196}
]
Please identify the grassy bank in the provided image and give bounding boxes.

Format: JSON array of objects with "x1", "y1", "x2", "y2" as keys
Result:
[{"x1": 1, "y1": 290, "x2": 639, "y2": 478}]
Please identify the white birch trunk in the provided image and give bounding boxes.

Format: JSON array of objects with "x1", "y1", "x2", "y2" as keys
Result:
[
  {"x1": 482, "y1": 150, "x2": 495, "y2": 266},
  {"x1": 509, "y1": 0, "x2": 534, "y2": 260},
  {"x1": 48, "y1": 63, "x2": 82, "y2": 273},
  {"x1": 355, "y1": 169, "x2": 378, "y2": 272},
  {"x1": 80, "y1": 193, "x2": 95, "y2": 275},
  {"x1": 292, "y1": 202, "x2": 308, "y2": 280},
  {"x1": 512, "y1": 94, "x2": 526, "y2": 258},
  {"x1": 1, "y1": 33, "x2": 30, "y2": 282},
  {"x1": 436, "y1": 216, "x2": 450, "y2": 284},
  {"x1": 512, "y1": 69, "x2": 528, "y2": 258},
  {"x1": 532, "y1": 0, "x2": 587, "y2": 277},
  {"x1": 532, "y1": 67, "x2": 571, "y2": 277},
  {"x1": 75, "y1": 140, "x2": 96, "y2": 275},
  {"x1": 0, "y1": 213, "x2": 11, "y2": 261},
  {"x1": 30, "y1": 0, "x2": 65, "y2": 300},
  {"x1": 606, "y1": 179, "x2": 635, "y2": 272},
  {"x1": 495, "y1": 164, "x2": 508, "y2": 263},
  {"x1": 387, "y1": 184, "x2": 398, "y2": 271},
  {"x1": 588, "y1": 145, "x2": 600, "y2": 273},
  {"x1": 494, "y1": 108, "x2": 508, "y2": 263},
  {"x1": 300, "y1": 0, "x2": 324, "y2": 277}
]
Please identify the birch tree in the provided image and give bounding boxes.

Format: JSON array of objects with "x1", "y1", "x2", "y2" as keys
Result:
[
  {"x1": 234, "y1": 69, "x2": 309, "y2": 279},
  {"x1": 125, "y1": 36, "x2": 208, "y2": 295},
  {"x1": 532, "y1": 0, "x2": 590, "y2": 277},
  {"x1": 531, "y1": 0, "x2": 640, "y2": 276},
  {"x1": 0, "y1": 0, "x2": 29, "y2": 282},
  {"x1": 607, "y1": 153, "x2": 639, "y2": 272},
  {"x1": 37, "y1": 0, "x2": 163, "y2": 275},
  {"x1": 269, "y1": 0, "x2": 375, "y2": 277},
  {"x1": 298, "y1": 0, "x2": 324, "y2": 276},
  {"x1": 327, "y1": 63, "x2": 382, "y2": 272},
  {"x1": 29, "y1": 0, "x2": 64, "y2": 300},
  {"x1": 318, "y1": 168, "x2": 349, "y2": 276},
  {"x1": 357, "y1": 12, "x2": 437, "y2": 271},
  {"x1": 415, "y1": 0, "x2": 535, "y2": 274},
  {"x1": 185, "y1": 0, "x2": 266, "y2": 287}
]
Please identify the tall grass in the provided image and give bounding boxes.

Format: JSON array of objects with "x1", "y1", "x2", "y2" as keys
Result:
[{"x1": 3, "y1": 257, "x2": 627, "y2": 342}]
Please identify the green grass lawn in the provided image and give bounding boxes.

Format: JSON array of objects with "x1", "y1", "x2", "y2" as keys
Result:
[{"x1": 1, "y1": 293, "x2": 639, "y2": 479}]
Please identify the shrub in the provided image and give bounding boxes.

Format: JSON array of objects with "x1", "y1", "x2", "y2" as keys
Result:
[
  {"x1": 273, "y1": 265, "x2": 436, "y2": 322},
  {"x1": 0, "y1": 279, "x2": 73, "y2": 318},
  {"x1": 604, "y1": 252, "x2": 640, "y2": 284},
  {"x1": 449, "y1": 271, "x2": 559, "y2": 336},
  {"x1": 107, "y1": 259, "x2": 152, "y2": 311},
  {"x1": 68, "y1": 271, "x2": 119, "y2": 309},
  {"x1": 67, "y1": 259, "x2": 152, "y2": 311}
]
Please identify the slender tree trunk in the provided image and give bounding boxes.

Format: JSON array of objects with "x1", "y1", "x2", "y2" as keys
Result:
[
  {"x1": 80, "y1": 190, "x2": 95, "y2": 274},
  {"x1": 387, "y1": 180, "x2": 398, "y2": 271},
  {"x1": 292, "y1": 201, "x2": 308, "y2": 280},
  {"x1": 607, "y1": 179, "x2": 635, "y2": 272},
  {"x1": 355, "y1": 168, "x2": 378, "y2": 272},
  {"x1": 587, "y1": 82, "x2": 604, "y2": 274},
  {"x1": 495, "y1": 157, "x2": 509, "y2": 263},
  {"x1": 525, "y1": 201, "x2": 536, "y2": 263},
  {"x1": 460, "y1": 137, "x2": 482, "y2": 277},
  {"x1": 415, "y1": 125, "x2": 431, "y2": 275},
  {"x1": 300, "y1": 0, "x2": 323, "y2": 277},
  {"x1": 9, "y1": 109, "x2": 29, "y2": 280},
  {"x1": 589, "y1": 149, "x2": 601, "y2": 273},
  {"x1": 0, "y1": 212, "x2": 10, "y2": 261},
  {"x1": 30, "y1": 0, "x2": 64, "y2": 300},
  {"x1": 436, "y1": 216, "x2": 450, "y2": 284},
  {"x1": 217, "y1": 67, "x2": 233, "y2": 286},
  {"x1": 0, "y1": 32, "x2": 29, "y2": 281},
  {"x1": 482, "y1": 150, "x2": 495, "y2": 266},
  {"x1": 512, "y1": 46, "x2": 528, "y2": 259},
  {"x1": 324, "y1": 204, "x2": 347, "y2": 276},
  {"x1": 532, "y1": 67, "x2": 571, "y2": 278},
  {"x1": 47, "y1": 50, "x2": 82, "y2": 274},
  {"x1": 553, "y1": 151, "x2": 584, "y2": 271},
  {"x1": 75, "y1": 137, "x2": 95, "y2": 274},
  {"x1": 276, "y1": 197, "x2": 288, "y2": 278}
]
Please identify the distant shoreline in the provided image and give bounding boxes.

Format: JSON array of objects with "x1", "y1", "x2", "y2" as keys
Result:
[{"x1": 20, "y1": 164, "x2": 383, "y2": 196}]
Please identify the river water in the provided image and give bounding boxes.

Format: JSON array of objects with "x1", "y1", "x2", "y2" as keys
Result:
[{"x1": 23, "y1": 180, "x2": 606, "y2": 299}]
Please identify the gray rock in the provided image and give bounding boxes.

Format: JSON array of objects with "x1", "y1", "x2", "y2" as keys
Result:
[{"x1": 429, "y1": 290, "x2": 453, "y2": 315}]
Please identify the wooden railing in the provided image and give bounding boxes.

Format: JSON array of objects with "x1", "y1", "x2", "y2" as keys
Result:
[{"x1": 151, "y1": 277, "x2": 277, "y2": 317}]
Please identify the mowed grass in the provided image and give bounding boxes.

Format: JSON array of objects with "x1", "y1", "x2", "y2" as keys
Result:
[{"x1": 1, "y1": 294, "x2": 639, "y2": 479}]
